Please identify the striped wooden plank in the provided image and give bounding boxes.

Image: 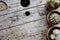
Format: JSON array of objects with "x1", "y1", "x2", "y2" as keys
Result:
[{"x1": 0, "y1": 0, "x2": 48, "y2": 40}]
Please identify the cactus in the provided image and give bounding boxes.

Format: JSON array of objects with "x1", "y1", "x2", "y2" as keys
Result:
[
  {"x1": 48, "y1": 0, "x2": 60, "y2": 8},
  {"x1": 50, "y1": 13, "x2": 60, "y2": 24},
  {"x1": 50, "y1": 29, "x2": 60, "y2": 40},
  {"x1": 50, "y1": 34, "x2": 56, "y2": 40},
  {"x1": 53, "y1": 29, "x2": 60, "y2": 35}
]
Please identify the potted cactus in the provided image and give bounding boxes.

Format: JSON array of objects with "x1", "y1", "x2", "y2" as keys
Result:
[
  {"x1": 47, "y1": 11, "x2": 60, "y2": 26},
  {"x1": 46, "y1": 23, "x2": 60, "y2": 40},
  {"x1": 50, "y1": 13, "x2": 60, "y2": 24},
  {"x1": 46, "y1": 0, "x2": 60, "y2": 10}
]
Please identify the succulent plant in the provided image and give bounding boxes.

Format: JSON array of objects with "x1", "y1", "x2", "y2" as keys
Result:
[
  {"x1": 48, "y1": 0, "x2": 60, "y2": 8},
  {"x1": 56, "y1": 35, "x2": 60, "y2": 40},
  {"x1": 50, "y1": 29, "x2": 60, "y2": 40},
  {"x1": 50, "y1": 13, "x2": 60, "y2": 24},
  {"x1": 53, "y1": 29, "x2": 60, "y2": 35},
  {"x1": 50, "y1": 34, "x2": 56, "y2": 39}
]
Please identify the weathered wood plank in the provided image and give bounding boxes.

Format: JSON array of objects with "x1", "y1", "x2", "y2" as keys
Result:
[
  {"x1": 0, "y1": 6, "x2": 47, "y2": 29},
  {"x1": 0, "y1": 0, "x2": 46, "y2": 15},
  {"x1": 0, "y1": 0, "x2": 48, "y2": 40},
  {"x1": 0, "y1": 18, "x2": 48, "y2": 40}
]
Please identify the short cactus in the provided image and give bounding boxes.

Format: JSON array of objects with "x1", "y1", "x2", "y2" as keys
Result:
[
  {"x1": 50, "y1": 29, "x2": 60, "y2": 40},
  {"x1": 48, "y1": 0, "x2": 60, "y2": 8},
  {"x1": 50, "y1": 13, "x2": 60, "y2": 24}
]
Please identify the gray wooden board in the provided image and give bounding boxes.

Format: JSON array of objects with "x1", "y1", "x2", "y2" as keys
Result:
[{"x1": 0, "y1": 0, "x2": 49, "y2": 40}]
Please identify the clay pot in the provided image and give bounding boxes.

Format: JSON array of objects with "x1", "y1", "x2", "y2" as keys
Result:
[
  {"x1": 45, "y1": 0, "x2": 60, "y2": 11},
  {"x1": 46, "y1": 23, "x2": 60, "y2": 40},
  {"x1": 0, "y1": 1, "x2": 8, "y2": 11},
  {"x1": 46, "y1": 10, "x2": 60, "y2": 26}
]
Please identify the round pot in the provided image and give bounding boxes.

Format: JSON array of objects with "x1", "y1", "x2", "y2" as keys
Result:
[
  {"x1": 45, "y1": 0, "x2": 60, "y2": 11},
  {"x1": 46, "y1": 23, "x2": 60, "y2": 40},
  {"x1": 46, "y1": 10, "x2": 60, "y2": 26},
  {"x1": 0, "y1": 1, "x2": 8, "y2": 11}
]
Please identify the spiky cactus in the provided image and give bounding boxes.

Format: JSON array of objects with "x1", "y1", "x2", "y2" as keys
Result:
[
  {"x1": 50, "y1": 13, "x2": 60, "y2": 24},
  {"x1": 48, "y1": 0, "x2": 60, "y2": 8}
]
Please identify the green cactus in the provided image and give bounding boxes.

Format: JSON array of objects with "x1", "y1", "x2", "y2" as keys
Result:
[
  {"x1": 48, "y1": 0, "x2": 60, "y2": 8},
  {"x1": 50, "y1": 13, "x2": 60, "y2": 24}
]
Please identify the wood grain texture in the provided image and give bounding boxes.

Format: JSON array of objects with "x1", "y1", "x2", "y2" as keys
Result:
[{"x1": 0, "y1": 0, "x2": 48, "y2": 40}]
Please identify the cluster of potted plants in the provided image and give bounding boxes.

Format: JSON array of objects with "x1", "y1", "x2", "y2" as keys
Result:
[{"x1": 46, "y1": 0, "x2": 60, "y2": 40}]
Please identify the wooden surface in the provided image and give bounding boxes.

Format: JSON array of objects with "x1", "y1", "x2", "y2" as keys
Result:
[{"x1": 0, "y1": 0, "x2": 49, "y2": 40}]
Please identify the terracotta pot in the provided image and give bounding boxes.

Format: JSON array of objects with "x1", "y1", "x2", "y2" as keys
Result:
[
  {"x1": 46, "y1": 23, "x2": 60, "y2": 40},
  {"x1": 0, "y1": 1, "x2": 8, "y2": 11},
  {"x1": 45, "y1": 0, "x2": 60, "y2": 11},
  {"x1": 56, "y1": 6, "x2": 60, "y2": 12},
  {"x1": 46, "y1": 10, "x2": 60, "y2": 26}
]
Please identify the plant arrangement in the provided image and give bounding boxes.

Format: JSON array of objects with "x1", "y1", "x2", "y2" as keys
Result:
[
  {"x1": 46, "y1": 0, "x2": 60, "y2": 40},
  {"x1": 46, "y1": 0, "x2": 60, "y2": 10}
]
